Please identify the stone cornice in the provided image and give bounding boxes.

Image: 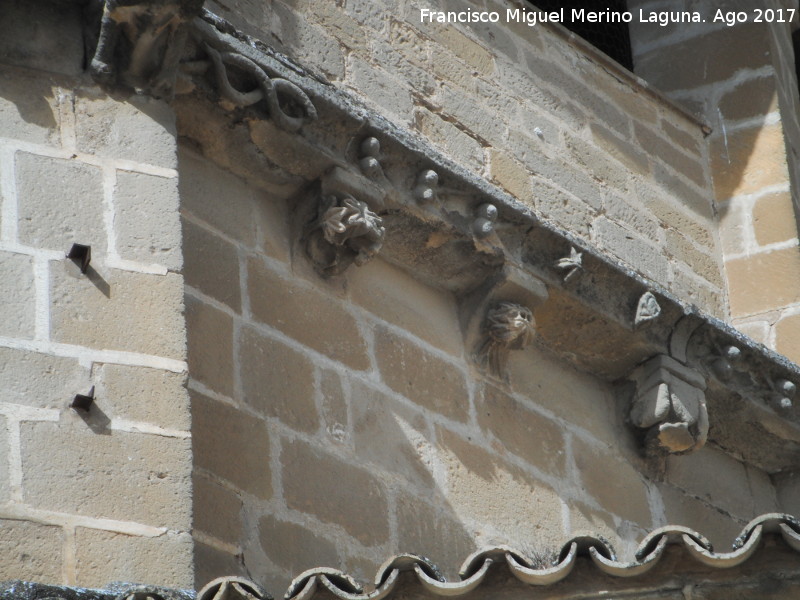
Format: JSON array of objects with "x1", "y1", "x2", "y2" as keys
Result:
[{"x1": 79, "y1": 3, "x2": 800, "y2": 470}]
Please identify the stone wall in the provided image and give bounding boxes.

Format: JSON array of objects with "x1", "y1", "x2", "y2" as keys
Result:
[
  {"x1": 202, "y1": 0, "x2": 726, "y2": 318},
  {"x1": 630, "y1": 0, "x2": 800, "y2": 361},
  {"x1": 0, "y1": 0, "x2": 193, "y2": 588},
  {"x1": 181, "y1": 145, "x2": 781, "y2": 593}
]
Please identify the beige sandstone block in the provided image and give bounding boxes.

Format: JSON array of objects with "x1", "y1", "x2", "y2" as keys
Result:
[
  {"x1": 634, "y1": 122, "x2": 705, "y2": 187},
  {"x1": 271, "y1": 3, "x2": 345, "y2": 81},
  {"x1": 665, "y1": 229, "x2": 723, "y2": 288},
  {"x1": 183, "y1": 218, "x2": 241, "y2": 312},
  {"x1": 115, "y1": 171, "x2": 181, "y2": 270},
  {"x1": 347, "y1": 258, "x2": 462, "y2": 356},
  {"x1": 373, "y1": 325, "x2": 468, "y2": 423},
  {"x1": 0, "y1": 67, "x2": 61, "y2": 146},
  {"x1": 710, "y1": 124, "x2": 789, "y2": 201},
  {"x1": 490, "y1": 148, "x2": 532, "y2": 200},
  {"x1": 643, "y1": 188, "x2": 715, "y2": 249},
  {"x1": 752, "y1": 191, "x2": 798, "y2": 246},
  {"x1": 21, "y1": 420, "x2": 192, "y2": 527},
  {"x1": 593, "y1": 217, "x2": 669, "y2": 283},
  {"x1": 718, "y1": 199, "x2": 750, "y2": 255},
  {"x1": 178, "y1": 149, "x2": 259, "y2": 248},
  {"x1": 726, "y1": 247, "x2": 800, "y2": 316},
  {"x1": 719, "y1": 75, "x2": 779, "y2": 122},
  {"x1": 0, "y1": 348, "x2": 90, "y2": 410},
  {"x1": 192, "y1": 390, "x2": 272, "y2": 499},
  {"x1": 0, "y1": 520, "x2": 63, "y2": 584},
  {"x1": 16, "y1": 152, "x2": 105, "y2": 255},
  {"x1": 94, "y1": 363, "x2": 189, "y2": 430},
  {"x1": 590, "y1": 124, "x2": 649, "y2": 176},
  {"x1": 436, "y1": 426, "x2": 564, "y2": 551},
  {"x1": 395, "y1": 490, "x2": 476, "y2": 578},
  {"x1": 477, "y1": 385, "x2": 566, "y2": 476},
  {"x1": 661, "y1": 120, "x2": 702, "y2": 159},
  {"x1": 75, "y1": 92, "x2": 177, "y2": 168},
  {"x1": 258, "y1": 514, "x2": 339, "y2": 576},
  {"x1": 775, "y1": 312, "x2": 800, "y2": 364},
  {"x1": 434, "y1": 27, "x2": 494, "y2": 75},
  {"x1": 247, "y1": 258, "x2": 370, "y2": 370},
  {"x1": 75, "y1": 528, "x2": 193, "y2": 589},
  {"x1": 194, "y1": 541, "x2": 246, "y2": 590},
  {"x1": 51, "y1": 264, "x2": 185, "y2": 358},
  {"x1": 414, "y1": 108, "x2": 484, "y2": 174},
  {"x1": 186, "y1": 295, "x2": 234, "y2": 397},
  {"x1": 437, "y1": 87, "x2": 506, "y2": 147},
  {"x1": 320, "y1": 369, "x2": 348, "y2": 443},
  {"x1": 0, "y1": 416, "x2": 8, "y2": 504},
  {"x1": 658, "y1": 484, "x2": 746, "y2": 550},
  {"x1": 309, "y1": 1, "x2": 366, "y2": 51},
  {"x1": 238, "y1": 325, "x2": 318, "y2": 434},
  {"x1": 0, "y1": 251, "x2": 35, "y2": 338},
  {"x1": 282, "y1": 438, "x2": 389, "y2": 545},
  {"x1": 665, "y1": 446, "x2": 753, "y2": 520},
  {"x1": 347, "y1": 59, "x2": 413, "y2": 123},
  {"x1": 193, "y1": 472, "x2": 242, "y2": 546},
  {"x1": 653, "y1": 162, "x2": 712, "y2": 219},
  {"x1": 572, "y1": 436, "x2": 651, "y2": 527},
  {"x1": 351, "y1": 379, "x2": 435, "y2": 489}
]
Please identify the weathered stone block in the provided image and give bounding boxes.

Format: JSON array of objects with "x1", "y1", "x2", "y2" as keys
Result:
[
  {"x1": 395, "y1": 490, "x2": 476, "y2": 579},
  {"x1": 247, "y1": 258, "x2": 370, "y2": 370},
  {"x1": 727, "y1": 247, "x2": 800, "y2": 316},
  {"x1": 282, "y1": 438, "x2": 389, "y2": 545},
  {"x1": 186, "y1": 295, "x2": 234, "y2": 397},
  {"x1": 666, "y1": 446, "x2": 753, "y2": 519},
  {"x1": 437, "y1": 87, "x2": 506, "y2": 147},
  {"x1": 572, "y1": 436, "x2": 651, "y2": 527},
  {"x1": 0, "y1": 68, "x2": 61, "y2": 146},
  {"x1": 95, "y1": 363, "x2": 189, "y2": 430},
  {"x1": 666, "y1": 229, "x2": 723, "y2": 288},
  {"x1": 414, "y1": 108, "x2": 484, "y2": 174},
  {"x1": 351, "y1": 379, "x2": 434, "y2": 488},
  {"x1": 195, "y1": 541, "x2": 246, "y2": 590},
  {"x1": 433, "y1": 26, "x2": 494, "y2": 75},
  {"x1": 348, "y1": 59, "x2": 413, "y2": 122},
  {"x1": 320, "y1": 369, "x2": 348, "y2": 444},
  {"x1": 652, "y1": 163, "x2": 712, "y2": 219},
  {"x1": 178, "y1": 149, "x2": 259, "y2": 248},
  {"x1": 373, "y1": 325, "x2": 468, "y2": 422},
  {"x1": 476, "y1": 384, "x2": 565, "y2": 475},
  {"x1": 0, "y1": 348, "x2": 90, "y2": 410},
  {"x1": 75, "y1": 528, "x2": 193, "y2": 589},
  {"x1": 634, "y1": 122, "x2": 705, "y2": 187},
  {"x1": 0, "y1": 251, "x2": 35, "y2": 338},
  {"x1": 183, "y1": 219, "x2": 241, "y2": 312},
  {"x1": 718, "y1": 199, "x2": 750, "y2": 255},
  {"x1": 658, "y1": 483, "x2": 745, "y2": 550},
  {"x1": 590, "y1": 123, "x2": 649, "y2": 176},
  {"x1": 193, "y1": 472, "x2": 242, "y2": 545},
  {"x1": 347, "y1": 258, "x2": 462, "y2": 356},
  {"x1": 21, "y1": 420, "x2": 192, "y2": 527},
  {"x1": 238, "y1": 325, "x2": 318, "y2": 433},
  {"x1": 272, "y1": 2, "x2": 345, "y2": 81},
  {"x1": 710, "y1": 124, "x2": 789, "y2": 201},
  {"x1": 752, "y1": 191, "x2": 798, "y2": 246},
  {"x1": 115, "y1": 171, "x2": 181, "y2": 269},
  {"x1": 593, "y1": 217, "x2": 669, "y2": 284},
  {"x1": 436, "y1": 426, "x2": 564, "y2": 551},
  {"x1": 661, "y1": 119, "x2": 703, "y2": 159},
  {"x1": 0, "y1": 519, "x2": 63, "y2": 584},
  {"x1": 16, "y1": 153, "x2": 105, "y2": 255},
  {"x1": 192, "y1": 390, "x2": 272, "y2": 499},
  {"x1": 51, "y1": 264, "x2": 185, "y2": 359},
  {"x1": 75, "y1": 92, "x2": 177, "y2": 168},
  {"x1": 258, "y1": 514, "x2": 339, "y2": 576},
  {"x1": 490, "y1": 148, "x2": 532, "y2": 200},
  {"x1": 719, "y1": 75, "x2": 779, "y2": 122}
]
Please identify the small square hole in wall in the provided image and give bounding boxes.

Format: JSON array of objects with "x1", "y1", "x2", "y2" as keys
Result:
[{"x1": 527, "y1": 0, "x2": 634, "y2": 71}]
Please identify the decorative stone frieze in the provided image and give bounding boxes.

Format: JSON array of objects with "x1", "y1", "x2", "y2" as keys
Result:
[
  {"x1": 85, "y1": 0, "x2": 205, "y2": 99},
  {"x1": 197, "y1": 577, "x2": 271, "y2": 600},
  {"x1": 629, "y1": 354, "x2": 708, "y2": 454}
]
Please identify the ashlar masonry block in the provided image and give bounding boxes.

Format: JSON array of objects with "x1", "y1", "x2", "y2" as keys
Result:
[
  {"x1": 0, "y1": 250, "x2": 35, "y2": 338},
  {"x1": 0, "y1": 519, "x2": 63, "y2": 584}
]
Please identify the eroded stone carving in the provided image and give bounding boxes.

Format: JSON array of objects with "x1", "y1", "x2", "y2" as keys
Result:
[
  {"x1": 476, "y1": 302, "x2": 535, "y2": 379},
  {"x1": 203, "y1": 44, "x2": 317, "y2": 131},
  {"x1": 635, "y1": 291, "x2": 661, "y2": 329},
  {"x1": 629, "y1": 355, "x2": 708, "y2": 454},
  {"x1": 197, "y1": 577, "x2": 271, "y2": 600},
  {"x1": 305, "y1": 193, "x2": 385, "y2": 276},
  {"x1": 770, "y1": 378, "x2": 796, "y2": 410},
  {"x1": 710, "y1": 345, "x2": 742, "y2": 381},
  {"x1": 554, "y1": 247, "x2": 582, "y2": 283},
  {"x1": 85, "y1": 0, "x2": 205, "y2": 99},
  {"x1": 473, "y1": 203, "x2": 497, "y2": 238},
  {"x1": 414, "y1": 169, "x2": 439, "y2": 203}
]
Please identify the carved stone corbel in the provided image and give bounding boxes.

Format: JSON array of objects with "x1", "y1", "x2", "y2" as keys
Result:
[
  {"x1": 85, "y1": 0, "x2": 205, "y2": 99},
  {"x1": 460, "y1": 265, "x2": 548, "y2": 381},
  {"x1": 628, "y1": 354, "x2": 708, "y2": 454}
]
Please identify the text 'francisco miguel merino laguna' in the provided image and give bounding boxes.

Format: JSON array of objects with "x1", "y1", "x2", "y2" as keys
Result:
[{"x1": 421, "y1": 8, "x2": 724, "y2": 27}]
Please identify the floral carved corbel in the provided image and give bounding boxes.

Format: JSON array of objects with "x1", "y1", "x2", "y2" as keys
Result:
[{"x1": 304, "y1": 193, "x2": 385, "y2": 277}]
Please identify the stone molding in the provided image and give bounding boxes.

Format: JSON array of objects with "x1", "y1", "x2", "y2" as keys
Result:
[{"x1": 77, "y1": 5, "x2": 800, "y2": 469}]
